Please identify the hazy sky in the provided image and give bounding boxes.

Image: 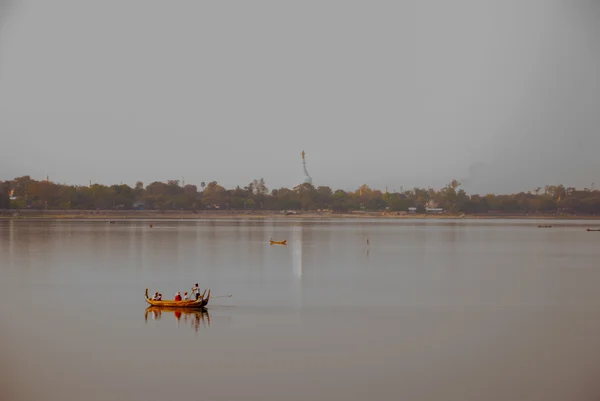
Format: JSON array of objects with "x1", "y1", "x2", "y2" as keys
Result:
[{"x1": 0, "y1": 0, "x2": 598, "y2": 194}]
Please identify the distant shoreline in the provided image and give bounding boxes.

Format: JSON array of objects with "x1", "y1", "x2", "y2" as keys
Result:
[{"x1": 1, "y1": 209, "x2": 600, "y2": 220}]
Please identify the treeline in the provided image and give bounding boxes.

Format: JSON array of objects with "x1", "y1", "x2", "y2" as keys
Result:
[{"x1": 2, "y1": 176, "x2": 600, "y2": 214}]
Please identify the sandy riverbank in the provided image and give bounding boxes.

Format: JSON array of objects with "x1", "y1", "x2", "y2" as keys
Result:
[{"x1": 1, "y1": 210, "x2": 599, "y2": 220}]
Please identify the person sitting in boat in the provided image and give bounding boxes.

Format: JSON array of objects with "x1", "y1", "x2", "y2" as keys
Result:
[
  {"x1": 183, "y1": 292, "x2": 190, "y2": 300},
  {"x1": 174, "y1": 292, "x2": 182, "y2": 301},
  {"x1": 152, "y1": 291, "x2": 160, "y2": 300},
  {"x1": 156, "y1": 293, "x2": 162, "y2": 301},
  {"x1": 192, "y1": 284, "x2": 201, "y2": 300}
]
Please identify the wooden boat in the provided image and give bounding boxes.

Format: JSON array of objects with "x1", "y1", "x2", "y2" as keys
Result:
[
  {"x1": 145, "y1": 288, "x2": 209, "y2": 308},
  {"x1": 537, "y1": 225, "x2": 552, "y2": 228},
  {"x1": 586, "y1": 228, "x2": 600, "y2": 232},
  {"x1": 269, "y1": 239, "x2": 287, "y2": 245}
]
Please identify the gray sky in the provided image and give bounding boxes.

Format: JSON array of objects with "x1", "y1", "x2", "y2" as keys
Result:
[{"x1": 0, "y1": 0, "x2": 598, "y2": 194}]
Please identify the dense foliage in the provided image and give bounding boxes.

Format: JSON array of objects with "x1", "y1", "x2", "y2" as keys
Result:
[{"x1": 2, "y1": 176, "x2": 600, "y2": 214}]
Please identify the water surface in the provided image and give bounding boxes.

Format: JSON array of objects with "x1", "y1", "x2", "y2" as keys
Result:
[{"x1": 2, "y1": 219, "x2": 600, "y2": 400}]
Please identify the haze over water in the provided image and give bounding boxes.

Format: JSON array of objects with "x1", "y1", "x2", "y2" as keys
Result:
[
  {"x1": 2, "y1": 219, "x2": 600, "y2": 400},
  {"x1": 2, "y1": 1, "x2": 599, "y2": 192}
]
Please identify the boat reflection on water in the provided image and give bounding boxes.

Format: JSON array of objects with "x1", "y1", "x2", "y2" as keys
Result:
[{"x1": 144, "y1": 306, "x2": 210, "y2": 331}]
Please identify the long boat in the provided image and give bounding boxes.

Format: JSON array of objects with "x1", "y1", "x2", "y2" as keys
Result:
[
  {"x1": 269, "y1": 239, "x2": 287, "y2": 245},
  {"x1": 145, "y1": 288, "x2": 210, "y2": 308}
]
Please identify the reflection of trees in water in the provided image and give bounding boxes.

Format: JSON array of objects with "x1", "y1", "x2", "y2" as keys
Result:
[{"x1": 144, "y1": 307, "x2": 210, "y2": 332}]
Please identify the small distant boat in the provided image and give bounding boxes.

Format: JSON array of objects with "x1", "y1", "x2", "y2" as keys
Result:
[
  {"x1": 537, "y1": 225, "x2": 552, "y2": 228},
  {"x1": 586, "y1": 228, "x2": 600, "y2": 232},
  {"x1": 269, "y1": 239, "x2": 287, "y2": 245},
  {"x1": 145, "y1": 288, "x2": 209, "y2": 308}
]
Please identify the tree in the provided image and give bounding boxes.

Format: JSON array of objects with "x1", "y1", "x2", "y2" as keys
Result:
[
  {"x1": 184, "y1": 184, "x2": 198, "y2": 197},
  {"x1": 251, "y1": 178, "x2": 268, "y2": 196},
  {"x1": 274, "y1": 187, "x2": 301, "y2": 210},
  {"x1": 439, "y1": 180, "x2": 466, "y2": 212},
  {"x1": 146, "y1": 182, "x2": 170, "y2": 196},
  {"x1": 133, "y1": 181, "x2": 145, "y2": 200},
  {"x1": 330, "y1": 190, "x2": 350, "y2": 211},
  {"x1": 10, "y1": 176, "x2": 34, "y2": 197},
  {"x1": 384, "y1": 192, "x2": 409, "y2": 211},
  {"x1": 314, "y1": 186, "x2": 333, "y2": 209},
  {"x1": 2, "y1": 174, "x2": 598, "y2": 215},
  {"x1": 202, "y1": 181, "x2": 227, "y2": 208},
  {"x1": 461, "y1": 195, "x2": 489, "y2": 213},
  {"x1": 0, "y1": 181, "x2": 9, "y2": 209},
  {"x1": 27, "y1": 181, "x2": 61, "y2": 208},
  {"x1": 539, "y1": 196, "x2": 557, "y2": 211}
]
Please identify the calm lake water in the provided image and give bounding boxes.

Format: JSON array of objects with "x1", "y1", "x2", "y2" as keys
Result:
[{"x1": 2, "y1": 218, "x2": 600, "y2": 401}]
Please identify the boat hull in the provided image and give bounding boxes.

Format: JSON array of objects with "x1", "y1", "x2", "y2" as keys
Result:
[
  {"x1": 145, "y1": 298, "x2": 208, "y2": 308},
  {"x1": 269, "y1": 240, "x2": 287, "y2": 245},
  {"x1": 145, "y1": 288, "x2": 209, "y2": 308}
]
